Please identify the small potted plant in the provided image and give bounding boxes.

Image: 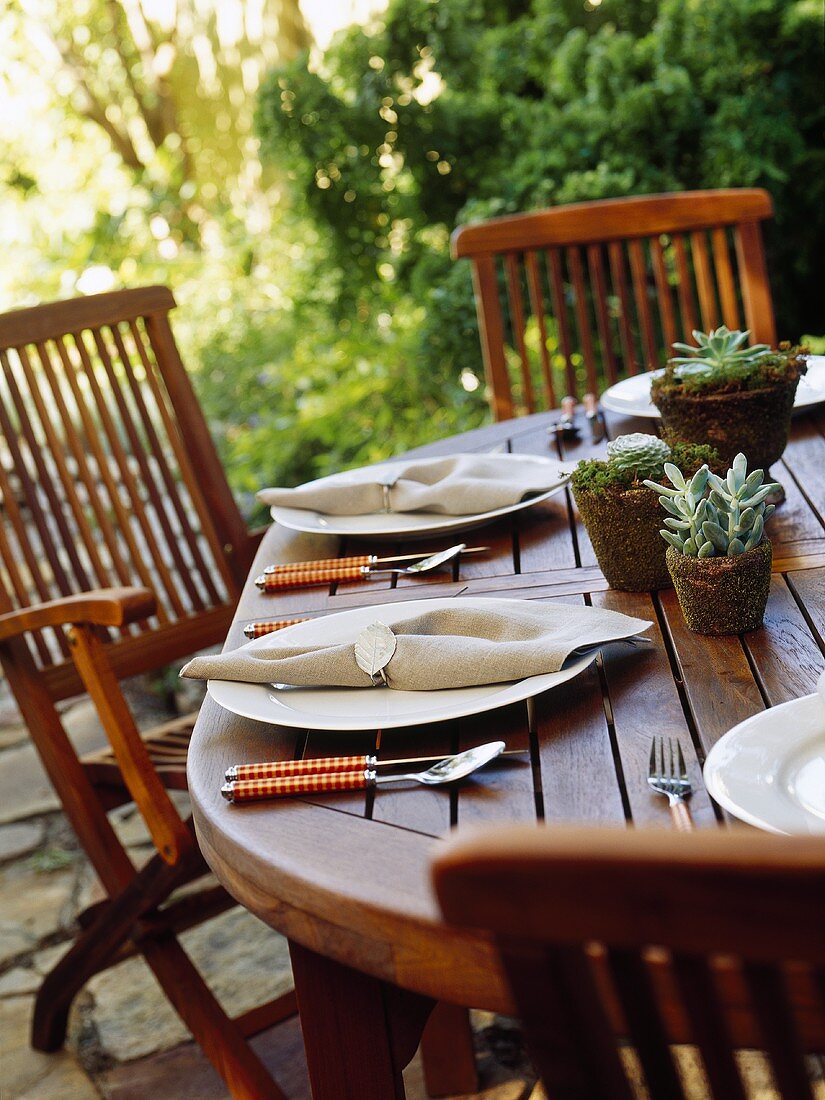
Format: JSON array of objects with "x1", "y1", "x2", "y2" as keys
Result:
[
  {"x1": 571, "y1": 433, "x2": 718, "y2": 592},
  {"x1": 650, "y1": 327, "x2": 807, "y2": 483},
  {"x1": 644, "y1": 453, "x2": 779, "y2": 635}
]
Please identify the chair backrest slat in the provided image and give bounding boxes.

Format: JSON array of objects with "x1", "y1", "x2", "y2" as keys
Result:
[
  {"x1": 712, "y1": 227, "x2": 741, "y2": 331},
  {"x1": 102, "y1": 323, "x2": 207, "y2": 611},
  {"x1": 1, "y1": 347, "x2": 93, "y2": 595},
  {"x1": 671, "y1": 232, "x2": 700, "y2": 336},
  {"x1": 691, "y1": 229, "x2": 719, "y2": 331},
  {"x1": 506, "y1": 942, "x2": 636, "y2": 1099},
  {"x1": 734, "y1": 220, "x2": 776, "y2": 342},
  {"x1": 587, "y1": 244, "x2": 619, "y2": 386},
  {"x1": 0, "y1": 496, "x2": 55, "y2": 666},
  {"x1": 608, "y1": 947, "x2": 688, "y2": 1099},
  {"x1": 743, "y1": 962, "x2": 817, "y2": 1100},
  {"x1": 628, "y1": 238, "x2": 659, "y2": 369},
  {"x1": 143, "y1": 309, "x2": 251, "y2": 572},
  {"x1": 671, "y1": 952, "x2": 749, "y2": 1100},
  {"x1": 15, "y1": 345, "x2": 104, "y2": 590},
  {"x1": 524, "y1": 251, "x2": 556, "y2": 406},
  {"x1": 567, "y1": 247, "x2": 599, "y2": 394},
  {"x1": 0, "y1": 286, "x2": 247, "y2": 686},
  {"x1": 125, "y1": 320, "x2": 223, "y2": 607},
  {"x1": 452, "y1": 189, "x2": 777, "y2": 418},
  {"x1": 73, "y1": 327, "x2": 183, "y2": 621},
  {"x1": 503, "y1": 254, "x2": 534, "y2": 412},
  {"x1": 546, "y1": 248, "x2": 577, "y2": 397},
  {"x1": 608, "y1": 240, "x2": 639, "y2": 377},
  {"x1": 34, "y1": 340, "x2": 133, "y2": 593},
  {"x1": 650, "y1": 237, "x2": 679, "y2": 349},
  {"x1": 50, "y1": 332, "x2": 170, "y2": 623}
]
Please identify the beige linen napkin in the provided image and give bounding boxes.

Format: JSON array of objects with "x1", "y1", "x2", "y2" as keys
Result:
[
  {"x1": 181, "y1": 603, "x2": 650, "y2": 691},
  {"x1": 257, "y1": 454, "x2": 567, "y2": 516}
]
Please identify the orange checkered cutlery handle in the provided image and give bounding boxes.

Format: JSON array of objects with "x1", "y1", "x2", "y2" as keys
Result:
[
  {"x1": 221, "y1": 769, "x2": 374, "y2": 803},
  {"x1": 264, "y1": 555, "x2": 373, "y2": 574},
  {"x1": 225, "y1": 746, "x2": 528, "y2": 782},
  {"x1": 226, "y1": 755, "x2": 377, "y2": 781},
  {"x1": 255, "y1": 564, "x2": 367, "y2": 590},
  {"x1": 243, "y1": 618, "x2": 307, "y2": 639}
]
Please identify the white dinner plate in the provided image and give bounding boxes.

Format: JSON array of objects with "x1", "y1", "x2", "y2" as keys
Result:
[
  {"x1": 207, "y1": 597, "x2": 597, "y2": 732},
  {"x1": 269, "y1": 453, "x2": 570, "y2": 540},
  {"x1": 703, "y1": 693, "x2": 825, "y2": 834},
  {"x1": 600, "y1": 354, "x2": 825, "y2": 419}
]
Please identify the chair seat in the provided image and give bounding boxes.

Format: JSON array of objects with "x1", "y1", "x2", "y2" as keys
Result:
[{"x1": 82, "y1": 712, "x2": 195, "y2": 791}]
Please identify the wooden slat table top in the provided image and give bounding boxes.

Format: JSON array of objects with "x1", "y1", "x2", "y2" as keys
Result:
[{"x1": 188, "y1": 406, "x2": 825, "y2": 1014}]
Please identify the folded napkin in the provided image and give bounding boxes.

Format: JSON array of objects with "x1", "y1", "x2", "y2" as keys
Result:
[
  {"x1": 257, "y1": 454, "x2": 566, "y2": 516},
  {"x1": 181, "y1": 603, "x2": 651, "y2": 691}
]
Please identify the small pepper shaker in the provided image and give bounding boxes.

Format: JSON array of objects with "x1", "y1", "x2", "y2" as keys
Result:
[
  {"x1": 583, "y1": 392, "x2": 606, "y2": 443},
  {"x1": 549, "y1": 395, "x2": 580, "y2": 441}
]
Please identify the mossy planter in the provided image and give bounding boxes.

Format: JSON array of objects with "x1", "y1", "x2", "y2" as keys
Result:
[
  {"x1": 574, "y1": 484, "x2": 671, "y2": 592},
  {"x1": 652, "y1": 379, "x2": 799, "y2": 473},
  {"x1": 666, "y1": 540, "x2": 772, "y2": 635}
]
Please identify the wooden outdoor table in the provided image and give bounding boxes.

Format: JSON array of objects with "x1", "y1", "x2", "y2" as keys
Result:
[{"x1": 188, "y1": 405, "x2": 825, "y2": 1099}]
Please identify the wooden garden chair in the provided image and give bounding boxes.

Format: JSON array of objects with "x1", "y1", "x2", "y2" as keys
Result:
[
  {"x1": 433, "y1": 825, "x2": 825, "y2": 1099},
  {"x1": 451, "y1": 188, "x2": 777, "y2": 420},
  {"x1": 0, "y1": 287, "x2": 295, "y2": 1098}
]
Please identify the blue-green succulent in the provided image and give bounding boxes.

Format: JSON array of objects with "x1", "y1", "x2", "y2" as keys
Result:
[{"x1": 644, "y1": 453, "x2": 778, "y2": 558}]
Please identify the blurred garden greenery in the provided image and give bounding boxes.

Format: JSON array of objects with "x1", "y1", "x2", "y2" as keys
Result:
[{"x1": 2, "y1": 0, "x2": 823, "y2": 520}]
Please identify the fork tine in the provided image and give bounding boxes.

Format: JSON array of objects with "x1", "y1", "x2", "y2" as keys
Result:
[
  {"x1": 665, "y1": 738, "x2": 673, "y2": 779},
  {"x1": 648, "y1": 737, "x2": 657, "y2": 778},
  {"x1": 676, "y1": 740, "x2": 688, "y2": 781}
]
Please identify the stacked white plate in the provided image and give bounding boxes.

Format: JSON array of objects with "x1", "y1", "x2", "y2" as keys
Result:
[
  {"x1": 268, "y1": 453, "x2": 570, "y2": 540},
  {"x1": 600, "y1": 355, "x2": 825, "y2": 419},
  {"x1": 208, "y1": 597, "x2": 597, "y2": 732},
  {"x1": 704, "y1": 691, "x2": 825, "y2": 834}
]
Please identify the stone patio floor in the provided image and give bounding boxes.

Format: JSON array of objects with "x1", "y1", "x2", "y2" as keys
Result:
[{"x1": 0, "y1": 676, "x2": 540, "y2": 1100}]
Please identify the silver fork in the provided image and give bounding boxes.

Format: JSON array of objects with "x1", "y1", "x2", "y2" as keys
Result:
[{"x1": 647, "y1": 737, "x2": 694, "y2": 832}]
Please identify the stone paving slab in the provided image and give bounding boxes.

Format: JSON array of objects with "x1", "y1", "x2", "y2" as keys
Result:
[
  {"x1": 99, "y1": 1014, "x2": 310, "y2": 1100},
  {"x1": 85, "y1": 908, "x2": 294, "y2": 1062},
  {"x1": 0, "y1": 862, "x2": 76, "y2": 968},
  {"x1": 0, "y1": 823, "x2": 45, "y2": 865},
  {"x1": 0, "y1": 996, "x2": 100, "y2": 1100},
  {"x1": 0, "y1": 700, "x2": 112, "y2": 825}
]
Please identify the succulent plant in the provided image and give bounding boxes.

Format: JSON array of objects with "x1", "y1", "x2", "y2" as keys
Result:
[
  {"x1": 643, "y1": 453, "x2": 779, "y2": 558},
  {"x1": 670, "y1": 326, "x2": 772, "y2": 379},
  {"x1": 605, "y1": 433, "x2": 671, "y2": 479}
]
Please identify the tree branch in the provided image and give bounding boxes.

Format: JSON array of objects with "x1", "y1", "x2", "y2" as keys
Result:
[{"x1": 52, "y1": 36, "x2": 146, "y2": 171}]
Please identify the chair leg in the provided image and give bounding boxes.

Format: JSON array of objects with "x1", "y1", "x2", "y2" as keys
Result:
[
  {"x1": 32, "y1": 850, "x2": 197, "y2": 1051},
  {"x1": 142, "y1": 932, "x2": 285, "y2": 1100}
]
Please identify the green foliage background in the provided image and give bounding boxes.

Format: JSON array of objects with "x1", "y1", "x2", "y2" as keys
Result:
[
  {"x1": 258, "y1": 0, "x2": 823, "y2": 392},
  {"x1": 2, "y1": 0, "x2": 823, "y2": 522}
]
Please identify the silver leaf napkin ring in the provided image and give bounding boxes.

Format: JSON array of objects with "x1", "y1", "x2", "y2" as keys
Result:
[
  {"x1": 354, "y1": 621, "x2": 397, "y2": 686},
  {"x1": 377, "y1": 474, "x2": 398, "y2": 513}
]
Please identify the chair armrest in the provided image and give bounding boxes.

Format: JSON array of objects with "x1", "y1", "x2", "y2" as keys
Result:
[{"x1": 0, "y1": 587, "x2": 156, "y2": 643}]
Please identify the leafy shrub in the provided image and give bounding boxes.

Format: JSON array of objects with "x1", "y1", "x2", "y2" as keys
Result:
[{"x1": 257, "y1": 0, "x2": 824, "y2": 393}]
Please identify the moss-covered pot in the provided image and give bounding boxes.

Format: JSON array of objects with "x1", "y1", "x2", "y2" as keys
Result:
[
  {"x1": 653, "y1": 379, "x2": 799, "y2": 471},
  {"x1": 574, "y1": 484, "x2": 671, "y2": 591},
  {"x1": 666, "y1": 540, "x2": 772, "y2": 635}
]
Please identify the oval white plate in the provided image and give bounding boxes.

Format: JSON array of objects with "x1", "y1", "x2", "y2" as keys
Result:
[
  {"x1": 703, "y1": 693, "x2": 825, "y2": 834},
  {"x1": 208, "y1": 597, "x2": 597, "y2": 732},
  {"x1": 600, "y1": 355, "x2": 825, "y2": 419},
  {"x1": 269, "y1": 453, "x2": 570, "y2": 541}
]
